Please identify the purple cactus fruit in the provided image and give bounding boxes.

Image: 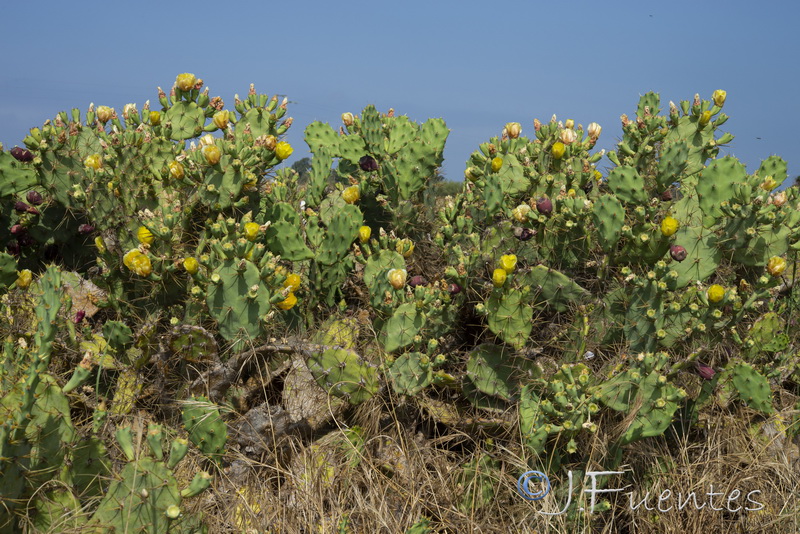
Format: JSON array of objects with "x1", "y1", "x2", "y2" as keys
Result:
[
  {"x1": 14, "y1": 201, "x2": 39, "y2": 215},
  {"x1": 408, "y1": 275, "x2": 428, "y2": 288},
  {"x1": 74, "y1": 310, "x2": 86, "y2": 323},
  {"x1": 26, "y1": 190, "x2": 43, "y2": 205},
  {"x1": 669, "y1": 245, "x2": 687, "y2": 262},
  {"x1": 660, "y1": 190, "x2": 673, "y2": 202},
  {"x1": 10, "y1": 224, "x2": 26, "y2": 236},
  {"x1": 10, "y1": 147, "x2": 33, "y2": 162},
  {"x1": 6, "y1": 240, "x2": 20, "y2": 256},
  {"x1": 696, "y1": 362, "x2": 715, "y2": 380},
  {"x1": 536, "y1": 197, "x2": 553, "y2": 216},
  {"x1": 448, "y1": 283, "x2": 462, "y2": 295},
  {"x1": 358, "y1": 155, "x2": 379, "y2": 172},
  {"x1": 513, "y1": 227, "x2": 535, "y2": 241},
  {"x1": 78, "y1": 224, "x2": 95, "y2": 235}
]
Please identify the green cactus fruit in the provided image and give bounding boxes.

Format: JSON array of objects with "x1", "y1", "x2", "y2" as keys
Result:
[
  {"x1": 388, "y1": 352, "x2": 433, "y2": 396},
  {"x1": 306, "y1": 347, "x2": 379, "y2": 404},
  {"x1": 181, "y1": 397, "x2": 228, "y2": 463},
  {"x1": 730, "y1": 362, "x2": 773, "y2": 414}
]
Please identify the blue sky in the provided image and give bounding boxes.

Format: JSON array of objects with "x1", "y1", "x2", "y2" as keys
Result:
[{"x1": 2, "y1": 1, "x2": 797, "y2": 184}]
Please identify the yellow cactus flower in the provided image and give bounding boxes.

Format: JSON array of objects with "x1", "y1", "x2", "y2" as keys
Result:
[
  {"x1": 505, "y1": 122, "x2": 522, "y2": 139},
  {"x1": 16, "y1": 269, "x2": 32, "y2": 289},
  {"x1": 359, "y1": 225, "x2": 372, "y2": 243},
  {"x1": 123, "y1": 249, "x2": 152, "y2": 277},
  {"x1": 712, "y1": 90, "x2": 726, "y2": 107},
  {"x1": 499, "y1": 254, "x2": 517, "y2": 273},
  {"x1": 149, "y1": 111, "x2": 161, "y2": 125},
  {"x1": 551, "y1": 142, "x2": 566, "y2": 159},
  {"x1": 243, "y1": 222, "x2": 260, "y2": 241},
  {"x1": 387, "y1": 268, "x2": 407, "y2": 290},
  {"x1": 567, "y1": 188, "x2": 576, "y2": 198},
  {"x1": 183, "y1": 257, "x2": 199, "y2": 275},
  {"x1": 512, "y1": 204, "x2": 531, "y2": 222},
  {"x1": 491, "y1": 157, "x2": 503, "y2": 172},
  {"x1": 137, "y1": 226, "x2": 155, "y2": 245},
  {"x1": 96, "y1": 106, "x2": 113, "y2": 123},
  {"x1": 395, "y1": 238, "x2": 414, "y2": 258},
  {"x1": 767, "y1": 256, "x2": 787, "y2": 277},
  {"x1": 707, "y1": 284, "x2": 725, "y2": 303},
  {"x1": 276, "y1": 292, "x2": 297, "y2": 310},
  {"x1": 95, "y1": 236, "x2": 107, "y2": 254},
  {"x1": 84, "y1": 154, "x2": 102, "y2": 170},
  {"x1": 343, "y1": 185, "x2": 360, "y2": 204},
  {"x1": 699, "y1": 110, "x2": 712, "y2": 127},
  {"x1": 283, "y1": 273, "x2": 301, "y2": 292},
  {"x1": 492, "y1": 268, "x2": 507, "y2": 288},
  {"x1": 761, "y1": 176, "x2": 778, "y2": 191},
  {"x1": 212, "y1": 110, "x2": 230, "y2": 129},
  {"x1": 275, "y1": 141, "x2": 293, "y2": 161},
  {"x1": 169, "y1": 161, "x2": 185, "y2": 180},
  {"x1": 341, "y1": 112, "x2": 355, "y2": 126},
  {"x1": 175, "y1": 73, "x2": 197, "y2": 92},
  {"x1": 202, "y1": 144, "x2": 221, "y2": 165},
  {"x1": 660, "y1": 216, "x2": 679, "y2": 237}
]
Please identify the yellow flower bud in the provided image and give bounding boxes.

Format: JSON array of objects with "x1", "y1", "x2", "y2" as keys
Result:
[
  {"x1": 761, "y1": 176, "x2": 778, "y2": 191},
  {"x1": 94, "y1": 236, "x2": 107, "y2": 254},
  {"x1": 16, "y1": 269, "x2": 32, "y2": 289},
  {"x1": 175, "y1": 73, "x2": 197, "y2": 92},
  {"x1": 395, "y1": 238, "x2": 414, "y2": 258},
  {"x1": 169, "y1": 161, "x2": 185, "y2": 180},
  {"x1": 275, "y1": 141, "x2": 293, "y2": 161},
  {"x1": 183, "y1": 257, "x2": 199, "y2": 275},
  {"x1": 96, "y1": 106, "x2": 113, "y2": 123},
  {"x1": 767, "y1": 256, "x2": 787, "y2": 277},
  {"x1": 551, "y1": 142, "x2": 565, "y2": 159},
  {"x1": 491, "y1": 157, "x2": 503, "y2": 172},
  {"x1": 343, "y1": 185, "x2": 360, "y2": 204},
  {"x1": 84, "y1": 154, "x2": 102, "y2": 170},
  {"x1": 283, "y1": 273, "x2": 301, "y2": 292},
  {"x1": 492, "y1": 268, "x2": 507, "y2": 288},
  {"x1": 505, "y1": 122, "x2": 522, "y2": 139},
  {"x1": 342, "y1": 112, "x2": 355, "y2": 126},
  {"x1": 243, "y1": 222, "x2": 260, "y2": 241},
  {"x1": 387, "y1": 268, "x2": 407, "y2": 290},
  {"x1": 699, "y1": 110, "x2": 712, "y2": 127},
  {"x1": 276, "y1": 292, "x2": 297, "y2": 310},
  {"x1": 712, "y1": 90, "x2": 726, "y2": 107},
  {"x1": 567, "y1": 188, "x2": 576, "y2": 198},
  {"x1": 707, "y1": 284, "x2": 725, "y2": 303},
  {"x1": 149, "y1": 111, "x2": 161, "y2": 125},
  {"x1": 212, "y1": 110, "x2": 230, "y2": 129},
  {"x1": 137, "y1": 226, "x2": 155, "y2": 245},
  {"x1": 202, "y1": 144, "x2": 221, "y2": 165},
  {"x1": 660, "y1": 216, "x2": 679, "y2": 237},
  {"x1": 359, "y1": 225, "x2": 371, "y2": 243},
  {"x1": 499, "y1": 254, "x2": 517, "y2": 273},
  {"x1": 565, "y1": 119, "x2": 575, "y2": 129}
]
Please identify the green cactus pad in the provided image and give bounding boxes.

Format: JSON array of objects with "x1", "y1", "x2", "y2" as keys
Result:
[
  {"x1": 592, "y1": 195, "x2": 626, "y2": 253},
  {"x1": 521, "y1": 265, "x2": 590, "y2": 313},
  {"x1": 486, "y1": 291, "x2": 532, "y2": 349},
  {"x1": 387, "y1": 116, "x2": 417, "y2": 154},
  {"x1": 656, "y1": 140, "x2": 689, "y2": 189},
  {"x1": 388, "y1": 352, "x2": 433, "y2": 396},
  {"x1": 729, "y1": 362, "x2": 773, "y2": 414},
  {"x1": 169, "y1": 325, "x2": 218, "y2": 363},
  {"x1": 206, "y1": 259, "x2": 272, "y2": 341},
  {"x1": 164, "y1": 101, "x2": 205, "y2": 140},
  {"x1": 306, "y1": 347, "x2": 379, "y2": 404},
  {"x1": 668, "y1": 226, "x2": 722, "y2": 288},
  {"x1": 466, "y1": 344, "x2": 518, "y2": 402},
  {"x1": 607, "y1": 165, "x2": 649, "y2": 205},
  {"x1": 0, "y1": 150, "x2": 38, "y2": 197},
  {"x1": 381, "y1": 302, "x2": 425, "y2": 353},
  {"x1": 182, "y1": 396, "x2": 228, "y2": 461},
  {"x1": 696, "y1": 156, "x2": 745, "y2": 218}
]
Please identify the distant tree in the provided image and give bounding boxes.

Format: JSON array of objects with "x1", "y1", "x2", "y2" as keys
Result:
[{"x1": 291, "y1": 157, "x2": 312, "y2": 184}]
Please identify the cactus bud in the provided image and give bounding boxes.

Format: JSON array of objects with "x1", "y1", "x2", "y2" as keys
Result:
[
  {"x1": 202, "y1": 144, "x2": 221, "y2": 165},
  {"x1": 168, "y1": 161, "x2": 185, "y2": 180},
  {"x1": 707, "y1": 284, "x2": 725, "y2": 303},
  {"x1": 536, "y1": 197, "x2": 553, "y2": 216},
  {"x1": 342, "y1": 185, "x2": 360, "y2": 204},
  {"x1": 96, "y1": 106, "x2": 113, "y2": 123},
  {"x1": 175, "y1": 73, "x2": 197, "y2": 92},
  {"x1": 137, "y1": 226, "x2": 155, "y2": 245},
  {"x1": 491, "y1": 156, "x2": 503, "y2": 172},
  {"x1": 359, "y1": 225, "x2": 371, "y2": 243},
  {"x1": 560, "y1": 128, "x2": 577, "y2": 145},
  {"x1": 669, "y1": 245, "x2": 687, "y2": 262},
  {"x1": 767, "y1": 256, "x2": 787, "y2": 277},
  {"x1": 276, "y1": 292, "x2": 298, "y2": 310},
  {"x1": 16, "y1": 269, "x2": 32, "y2": 289},
  {"x1": 11, "y1": 147, "x2": 33, "y2": 162},
  {"x1": 243, "y1": 222, "x2": 260, "y2": 241},
  {"x1": 660, "y1": 216, "x2": 679, "y2": 237},
  {"x1": 183, "y1": 257, "x2": 199, "y2": 275},
  {"x1": 712, "y1": 89, "x2": 726, "y2": 107},
  {"x1": 342, "y1": 112, "x2": 355, "y2": 126},
  {"x1": 551, "y1": 141, "x2": 566, "y2": 159},
  {"x1": 698, "y1": 110, "x2": 712, "y2": 127},
  {"x1": 696, "y1": 362, "x2": 716, "y2": 380},
  {"x1": 275, "y1": 141, "x2": 293, "y2": 161},
  {"x1": 492, "y1": 268, "x2": 507, "y2": 288},
  {"x1": 587, "y1": 122, "x2": 602, "y2": 140},
  {"x1": 387, "y1": 268, "x2": 407, "y2": 290},
  {"x1": 212, "y1": 110, "x2": 230, "y2": 129},
  {"x1": 395, "y1": 238, "x2": 415, "y2": 258},
  {"x1": 165, "y1": 505, "x2": 181, "y2": 519},
  {"x1": 505, "y1": 122, "x2": 522, "y2": 139},
  {"x1": 771, "y1": 191, "x2": 787, "y2": 207},
  {"x1": 359, "y1": 155, "x2": 379, "y2": 172},
  {"x1": 499, "y1": 254, "x2": 517, "y2": 273},
  {"x1": 149, "y1": 111, "x2": 161, "y2": 125}
]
